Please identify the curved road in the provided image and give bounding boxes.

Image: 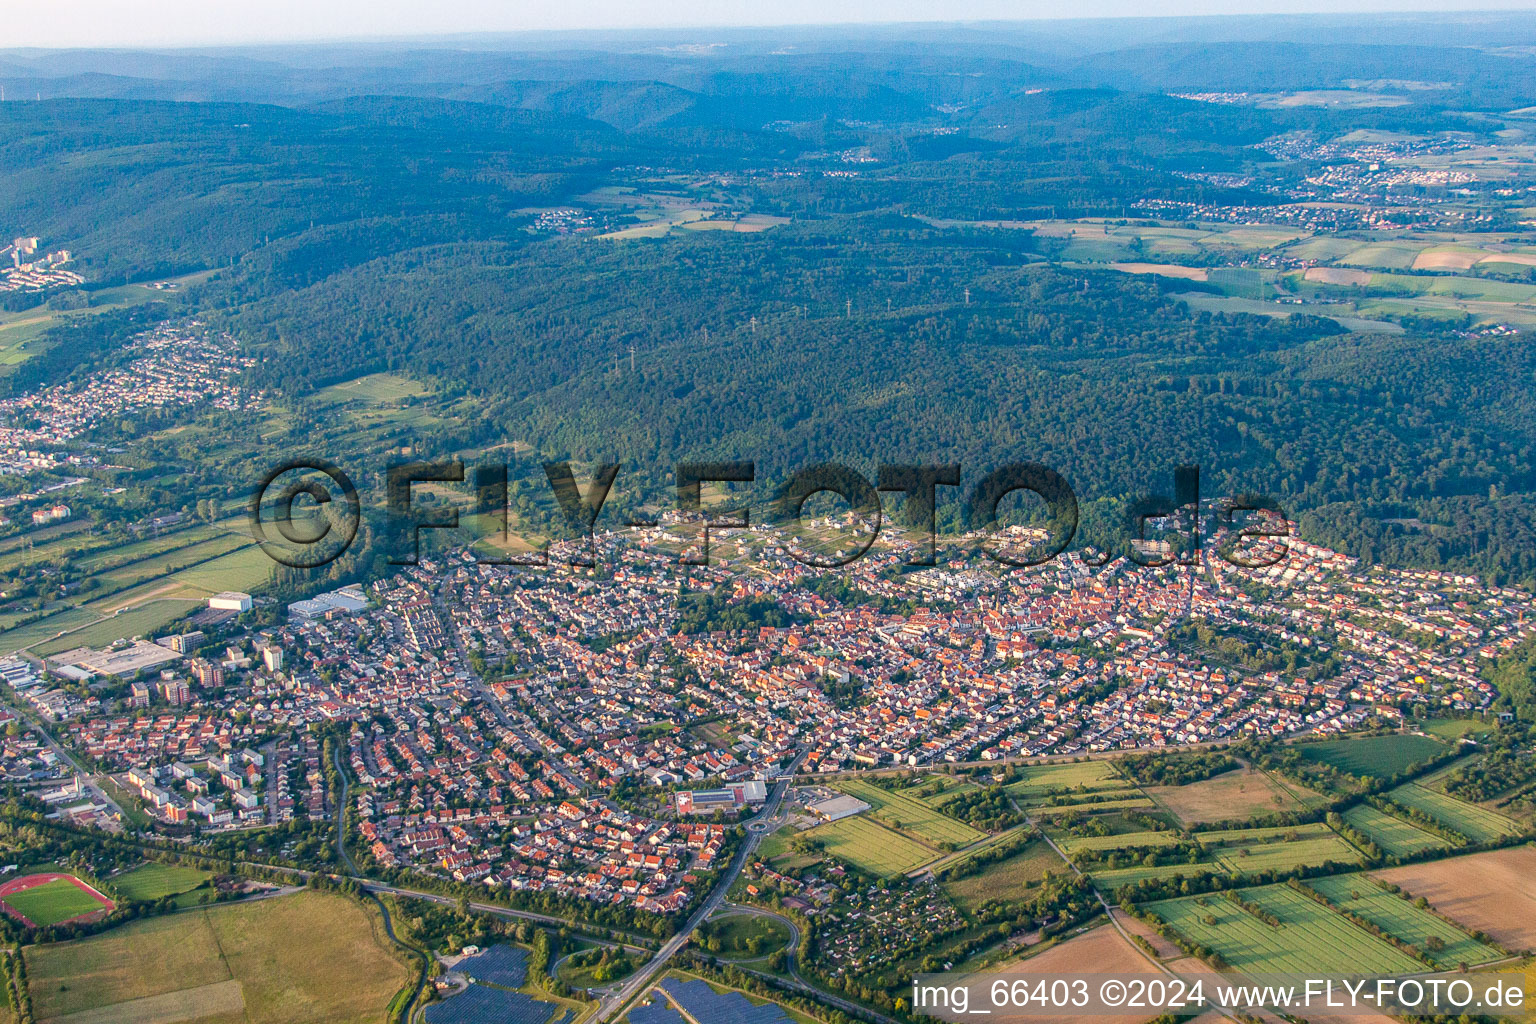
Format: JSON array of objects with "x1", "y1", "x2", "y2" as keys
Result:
[
  {"x1": 594, "y1": 753, "x2": 806, "y2": 1021},
  {"x1": 1018, "y1": 795, "x2": 1246, "y2": 1024},
  {"x1": 335, "y1": 744, "x2": 430, "y2": 1024},
  {"x1": 0, "y1": 689, "x2": 128, "y2": 825},
  {"x1": 707, "y1": 902, "x2": 900, "y2": 1024}
]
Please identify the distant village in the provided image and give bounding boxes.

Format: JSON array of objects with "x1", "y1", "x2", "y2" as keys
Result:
[
  {"x1": 0, "y1": 236, "x2": 83, "y2": 293},
  {"x1": 0, "y1": 322, "x2": 262, "y2": 533}
]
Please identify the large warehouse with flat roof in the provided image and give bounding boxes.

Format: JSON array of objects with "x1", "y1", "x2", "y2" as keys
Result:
[{"x1": 807, "y1": 794, "x2": 870, "y2": 822}]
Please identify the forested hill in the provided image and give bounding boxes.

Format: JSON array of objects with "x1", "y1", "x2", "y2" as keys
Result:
[
  {"x1": 0, "y1": 97, "x2": 665, "y2": 283},
  {"x1": 214, "y1": 224, "x2": 1536, "y2": 528},
  {"x1": 0, "y1": 89, "x2": 1297, "y2": 284},
  {"x1": 4, "y1": 48, "x2": 1536, "y2": 583}
]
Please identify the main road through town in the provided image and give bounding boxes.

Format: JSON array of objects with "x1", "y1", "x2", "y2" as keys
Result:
[{"x1": 593, "y1": 751, "x2": 805, "y2": 1021}]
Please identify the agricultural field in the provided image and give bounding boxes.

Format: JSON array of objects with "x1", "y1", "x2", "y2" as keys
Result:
[
  {"x1": 901, "y1": 774, "x2": 975, "y2": 808},
  {"x1": 1371, "y1": 846, "x2": 1536, "y2": 950},
  {"x1": 1146, "y1": 768, "x2": 1325, "y2": 824},
  {"x1": 1305, "y1": 874, "x2": 1503, "y2": 969},
  {"x1": 833, "y1": 778, "x2": 985, "y2": 847},
  {"x1": 1057, "y1": 830, "x2": 1183, "y2": 853},
  {"x1": 314, "y1": 372, "x2": 428, "y2": 405},
  {"x1": 1296, "y1": 734, "x2": 1446, "y2": 779},
  {"x1": 1005, "y1": 761, "x2": 1151, "y2": 814},
  {"x1": 29, "y1": 600, "x2": 206, "y2": 657},
  {"x1": 1174, "y1": 289, "x2": 1403, "y2": 332},
  {"x1": 1196, "y1": 823, "x2": 1362, "y2": 874},
  {"x1": 941, "y1": 840, "x2": 1065, "y2": 913},
  {"x1": 1090, "y1": 862, "x2": 1216, "y2": 890},
  {"x1": 1384, "y1": 784, "x2": 1524, "y2": 843},
  {"x1": 110, "y1": 863, "x2": 212, "y2": 903},
  {"x1": 992, "y1": 925, "x2": 1162, "y2": 1024},
  {"x1": 800, "y1": 815, "x2": 937, "y2": 877},
  {"x1": 1028, "y1": 796, "x2": 1156, "y2": 816},
  {"x1": 1106, "y1": 262, "x2": 1209, "y2": 281},
  {"x1": 0, "y1": 513, "x2": 269, "y2": 658},
  {"x1": 1146, "y1": 885, "x2": 1424, "y2": 975},
  {"x1": 933, "y1": 218, "x2": 1308, "y2": 268},
  {"x1": 1340, "y1": 804, "x2": 1449, "y2": 858},
  {"x1": 1336, "y1": 240, "x2": 1425, "y2": 269},
  {"x1": 25, "y1": 890, "x2": 410, "y2": 1024},
  {"x1": 1413, "y1": 753, "x2": 1483, "y2": 789},
  {"x1": 1367, "y1": 272, "x2": 1536, "y2": 303},
  {"x1": 1004, "y1": 760, "x2": 1127, "y2": 799}
]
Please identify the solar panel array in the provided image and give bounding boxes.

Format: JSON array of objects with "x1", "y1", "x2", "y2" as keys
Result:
[
  {"x1": 626, "y1": 997, "x2": 687, "y2": 1024},
  {"x1": 658, "y1": 979, "x2": 793, "y2": 1024},
  {"x1": 423, "y1": 982, "x2": 565, "y2": 1024},
  {"x1": 457, "y1": 944, "x2": 529, "y2": 988}
]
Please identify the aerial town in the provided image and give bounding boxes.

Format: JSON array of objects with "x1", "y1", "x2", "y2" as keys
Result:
[
  {"x1": 3, "y1": 35, "x2": 1536, "y2": 1019},
  {"x1": 0, "y1": 507, "x2": 1524, "y2": 911}
]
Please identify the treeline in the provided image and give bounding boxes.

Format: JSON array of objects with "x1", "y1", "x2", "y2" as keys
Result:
[
  {"x1": 1119, "y1": 750, "x2": 1237, "y2": 786},
  {"x1": 675, "y1": 591, "x2": 804, "y2": 636},
  {"x1": 934, "y1": 832, "x2": 1035, "y2": 883},
  {"x1": 1302, "y1": 495, "x2": 1536, "y2": 589},
  {"x1": 936, "y1": 786, "x2": 1025, "y2": 831}
]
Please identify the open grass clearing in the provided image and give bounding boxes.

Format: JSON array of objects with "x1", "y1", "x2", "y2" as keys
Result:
[
  {"x1": 942, "y1": 839, "x2": 1065, "y2": 913},
  {"x1": 46, "y1": 979, "x2": 244, "y2": 1024},
  {"x1": 26, "y1": 890, "x2": 409, "y2": 1024},
  {"x1": 832, "y1": 777, "x2": 985, "y2": 847},
  {"x1": 1306, "y1": 873, "x2": 1503, "y2": 968},
  {"x1": 1384, "y1": 783, "x2": 1524, "y2": 843},
  {"x1": 314, "y1": 372, "x2": 428, "y2": 405},
  {"x1": 1147, "y1": 767, "x2": 1325, "y2": 824},
  {"x1": 111, "y1": 863, "x2": 212, "y2": 903},
  {"x1": 1004, "y1": 760, "x2": 1126, "y2": 797},
  {"x1": 800, "y1": 815, "x2": 937, "y2": 877},
  {"x1": 1146, "y1": 884, "x2": 1423, "y2": 975},
  {"x1": 701, "y1": 913, "x2": 791, "y2": 959}
]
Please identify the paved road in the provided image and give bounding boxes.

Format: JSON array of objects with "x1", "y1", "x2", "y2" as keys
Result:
[
  {"x1": 708, "y1": 902, "x2": 900, "y2": 1024},
  {"x1": 0, "y1": 690, "x2": 129, "y2": 825},
  {"x1": 800, "y1": 735, "x2": 1243, "y2": 782},
  {"x1": 433, "y1": 585, "x2": 518, "y2": 733},
  {"x1": 594, "y1": 752, "x2": 805, "y2": 1021},
  {"x1": 334, "y1": 743, "x2": 431, "y2": 1022},
  {"x1": 433, "y1": 584, "x2": 585, "y2": 794},
  {"x1": 261, "y1": 739, "x2": 280, "y2": 825},
  {"x1": 1022, "y1": 799, "x2": 1245, "y2": 1024}
]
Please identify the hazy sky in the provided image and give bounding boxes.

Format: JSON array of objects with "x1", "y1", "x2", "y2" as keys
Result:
[{"x1": 7, "y1": 0, "x2": 1536, "y2": 48}]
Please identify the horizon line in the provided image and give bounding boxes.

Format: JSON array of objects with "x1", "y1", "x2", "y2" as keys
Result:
[{"x1": 4, "y1": 4, "x2": 1536, "y2": 54}]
